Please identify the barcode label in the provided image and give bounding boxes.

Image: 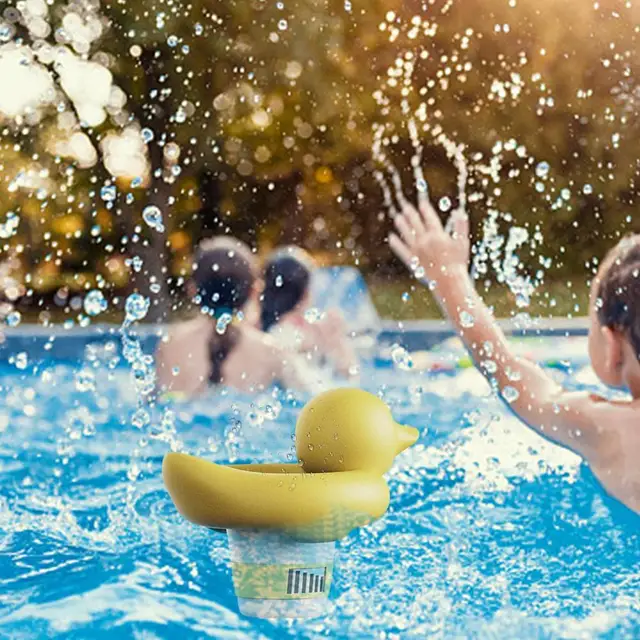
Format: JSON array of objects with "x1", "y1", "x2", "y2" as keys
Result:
[
  {"x1": 231, "y1": 562, "x2": 333, "y2": 599},
  {"x1": 286, "y1": 567, "x2": 327, "y2": 595}
]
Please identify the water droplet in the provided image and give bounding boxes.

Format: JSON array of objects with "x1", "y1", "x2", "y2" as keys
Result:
[
  {"x1": 278, "y1": 19, "x2": 288, "y2": 30},
  {"x1": 132, "y1": 256, "x2": 143, "y2": 273},
  {"x1": 583, "y1": 184, "x2": 593, "y2": 195},
  {"x1": 142, "y1": 205, "x2": 165, "y2": 232},
  {"x1": 416, "y1": 178, "x2": 428, "y2": 193},
  {"x1": 535, "y1": 182, "x2": 545, "y2": 193},
  {"x1": 15, "y1": 352, "x2": 28, "y2": 370},
  {"x1": 216, "y1": 313, "x2": 233, "y2": 335},
  {"x1": 483, "y1": 341, "x2": 494, "y2": 357},
  {"x1": 402, "y1": 292, "x2": 410, "y2": 303},
  {"x1": 84, "y1": 290, "x2": 108, "y2": 317},
  {"x1": 502, "y1": 386, "x2": 520, "y2": 403},
  {"x1": 506, "y1": 367, "x2": 522, "y2": 382},
  {"x1": 125, "y1": 293, "x2": 150, "y2": 321},
  {"x1": 0, "y1": 23, "x2": 15, "y2": 42},
  {"x1": 82, "y1": 421, "x2": 96, "y2": 437},
  {"x1": 482, "y1": 360, "x2": 498, "y2": 374},
  {"x1": 535, "y1": 161, "x2": 550, "y2": 178},
  {"x1": 304, "y1": 308, "x2": 322, "y2": 324},
  {"x1": 167, "y1": 35, "x2": 178, "y2": 47},
  {"x1": 132, "y1": 407, "x2": 150, "y2": 429},
  {"x1": 6, "y1": 311, "x2": 21, "y2": 327},
  {"x1": 263, "y1": 404, "x2": 277, "y2": 420},
  {"x1": 561, "y1": 188, "x2": 571, "y2": 200},
  {"x1": 75, "y1": 369, "x2": 96, "y2": 392},
  {"x1": 460, "y1": 311, "x2": 475, "y2": 328},
  {"x1": 194, "y1": 23, "x2": 204, "y2": 36},
  {"x1": 439, "y1": 196, "x2": 452, "y2": 212},
  {"x1": 0, "y1": 212, "x2": 20, "y2": 239},
  {"x1": 391, "y1": 343, "x2": 413, "y2": 371},
  {"x1": 141, "y1": 128, "x2": 154, "y2": 143},
  {"x1": 101, "y1": 185, "x2": 116, "y2": 202}
]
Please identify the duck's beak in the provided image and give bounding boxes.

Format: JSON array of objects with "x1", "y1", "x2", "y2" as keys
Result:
[{"x1": 395, "y1": 423, "x2": 419, "y2": 455}]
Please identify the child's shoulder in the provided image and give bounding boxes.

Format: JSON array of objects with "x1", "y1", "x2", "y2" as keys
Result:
[
  {"x1": 243, "y1": 324, "x2": 281, "y2": 349},
  {"x1": 585, "y1": 391, "x2": 640, "y2": 412},
  {"x1": 167, "y1": 317, "x2": 207, "y2": 339},
  {"x1": 586, "y1": 393, "x2": 640, "y2": 433},
  {"x1": 564, "y1": 390, "x2": 637, "y2": 431},
  {"x1": 157, "y1": 318, "x2": 209, "y2": 355}
]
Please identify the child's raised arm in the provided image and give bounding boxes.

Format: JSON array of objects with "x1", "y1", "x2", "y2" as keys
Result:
[{"x1": 389, "y1": 196, "x2": 607, "y2": 461}]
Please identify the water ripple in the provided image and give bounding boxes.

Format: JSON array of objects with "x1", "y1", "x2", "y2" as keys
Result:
[{"x1": 0, "y1": 359, "x2": 638, "y2": 638}]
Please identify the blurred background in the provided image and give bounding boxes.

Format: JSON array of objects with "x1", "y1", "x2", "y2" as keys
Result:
[{"x1": 0, "y1": 0, "x2": 638, "y2": 323}]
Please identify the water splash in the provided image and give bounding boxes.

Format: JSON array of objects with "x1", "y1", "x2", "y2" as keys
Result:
[{"x1": 371, "y1": 13, "x2": 562, "y2": 310}]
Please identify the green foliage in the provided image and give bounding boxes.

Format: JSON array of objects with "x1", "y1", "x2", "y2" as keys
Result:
[{"x1": 0, "y1": 0, "x2": 638, "y2": 320}]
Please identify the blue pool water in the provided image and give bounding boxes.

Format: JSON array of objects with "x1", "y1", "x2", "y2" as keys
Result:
[{"x1": 0, "y1": 337, "x2": 638, "y2": 639}]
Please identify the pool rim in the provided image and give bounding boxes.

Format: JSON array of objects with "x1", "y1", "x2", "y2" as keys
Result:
[{"x1": 0, "y1": 318, "x2": 589, "y2": 363}]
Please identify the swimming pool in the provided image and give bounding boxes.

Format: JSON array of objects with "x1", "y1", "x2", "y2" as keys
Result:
[{"x1": 0, "y1": 335, "x2": 638, "y2": 639}]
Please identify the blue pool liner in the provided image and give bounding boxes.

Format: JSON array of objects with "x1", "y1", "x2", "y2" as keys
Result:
[{"x1": 311, "y1": 266, "x2": 381, "y2": 336}]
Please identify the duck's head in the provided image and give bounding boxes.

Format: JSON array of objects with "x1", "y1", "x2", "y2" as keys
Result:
[{"x1": 295, "y1": 388, "x2": 419, "y2": 474}]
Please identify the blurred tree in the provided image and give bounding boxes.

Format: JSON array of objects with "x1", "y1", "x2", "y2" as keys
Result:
[
  {"x1": 0, "y1": 0, "x2": 639, "y2": 322},
  {"x1": 366, "y1": 0, "x2": 640, "y2": 283}
]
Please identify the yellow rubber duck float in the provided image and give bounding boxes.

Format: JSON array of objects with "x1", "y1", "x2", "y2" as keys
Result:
[{"x1": 163, "y1": 388, "x2": 419, "y2": 543}]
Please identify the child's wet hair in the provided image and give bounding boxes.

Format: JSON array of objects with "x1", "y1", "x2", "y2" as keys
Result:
[
  {"x1": 192, "y1": 236, "x2": 257, "y2": 384},
  {"x1": 596, "y1": 234, "x2": 640, "y2": 359},
  {"x1": 261, "y1": 246, "x2": 314, "y2": 332},
  {"x1": 193, "y1": 236, "x2": 256, "y2": 314}
]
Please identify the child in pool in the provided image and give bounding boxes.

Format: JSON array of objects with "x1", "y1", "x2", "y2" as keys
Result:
[
  {"x1": 156, "y1": 237, "x2": 322, "y2": 396},
  {"x1": 389, "y1": 195, "x2": 640, "y2": 514},
  {"x1": 261, "y1": 246, "x2": 359, "y2": 378}
]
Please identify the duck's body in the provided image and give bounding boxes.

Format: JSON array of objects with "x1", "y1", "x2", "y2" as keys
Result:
[
  {"x1": 162, "y1": 389, "x2": 419, "y2": 542},
  {"x1": 163, "y1": 454, "x2": 389, "y2": 542}
]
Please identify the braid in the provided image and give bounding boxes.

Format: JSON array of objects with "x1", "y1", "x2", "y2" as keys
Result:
[{"x1": 209, "y1": 324, "x2": 240, "y2": 384}]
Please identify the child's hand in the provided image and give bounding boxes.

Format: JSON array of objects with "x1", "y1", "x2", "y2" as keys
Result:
[{"x1": 388, "y1": 197, "x2": 470, "y2": 284}]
